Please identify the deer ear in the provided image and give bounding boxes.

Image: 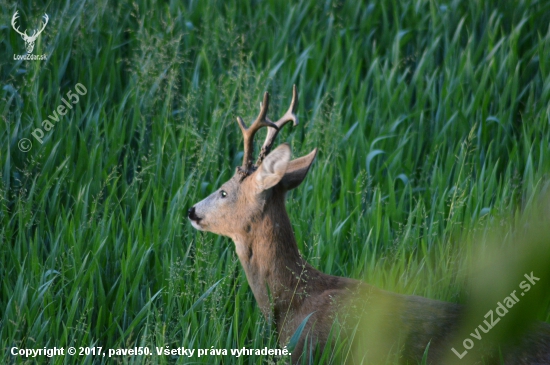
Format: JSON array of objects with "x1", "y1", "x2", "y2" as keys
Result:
[
  {"x1": 280, "y1": 148, "x2": 317, "y2": 190},
  {"x1": 255, "y1": 143, "x2": 291, "y2": 191}
]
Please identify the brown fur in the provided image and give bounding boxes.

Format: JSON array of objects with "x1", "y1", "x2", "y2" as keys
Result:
[{"x1": 188, "y1": 101, "x2": 550, "y2": 364}]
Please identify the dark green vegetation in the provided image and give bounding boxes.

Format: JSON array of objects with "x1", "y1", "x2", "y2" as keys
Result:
[{"x1": 1, "y1": 0, "x2": 550, "y2": 363}]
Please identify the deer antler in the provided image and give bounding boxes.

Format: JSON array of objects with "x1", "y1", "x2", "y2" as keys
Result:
[
  {"x1": 256, "y1": 85, "x2": 299, "y2": 165},
  {"x1": 11, "y1": 11, "x2": 28, "y2": 38},
  {"x1": 236, "y1": 92, "x2": 279, "y2": 176},
  {"x1": 28, "y1": 14, "x2": 49, "y2": 41}
]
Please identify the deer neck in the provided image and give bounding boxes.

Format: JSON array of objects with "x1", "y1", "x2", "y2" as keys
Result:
[{"x1": 232, "y1": 190, "x2": 314, "y2": 324}]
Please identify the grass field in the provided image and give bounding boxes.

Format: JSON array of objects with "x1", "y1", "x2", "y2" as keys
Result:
[{"x1": 2, "y1": 0, "x2": 550, "y2": 363}]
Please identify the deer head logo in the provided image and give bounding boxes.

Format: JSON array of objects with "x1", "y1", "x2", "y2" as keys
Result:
[{"x1": 11, "y1": 11, "x2": 49, "y2": 53}]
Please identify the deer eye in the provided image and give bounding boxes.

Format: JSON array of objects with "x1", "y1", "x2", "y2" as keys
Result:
[{"x1": 220, "y1": 190, "x2": 227, "y2": 198}]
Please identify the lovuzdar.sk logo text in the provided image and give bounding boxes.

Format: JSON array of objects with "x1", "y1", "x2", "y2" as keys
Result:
[{"x1": 11, "y1": 10, "x2": 49, "y2": 61}]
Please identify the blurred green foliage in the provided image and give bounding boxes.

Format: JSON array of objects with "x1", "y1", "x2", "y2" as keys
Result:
[{"x1": 1, "y1": 0, "x2": 549, "y2": 363}]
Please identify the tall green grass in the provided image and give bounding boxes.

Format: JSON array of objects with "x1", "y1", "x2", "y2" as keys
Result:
[{"x1": 1, "y1": 0, "x2": 550, "y2": 363}]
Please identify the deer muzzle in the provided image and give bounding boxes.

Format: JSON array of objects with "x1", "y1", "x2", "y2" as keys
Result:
[{"x1": 187, "y1": 206, "x2": 203, "y2": 230}]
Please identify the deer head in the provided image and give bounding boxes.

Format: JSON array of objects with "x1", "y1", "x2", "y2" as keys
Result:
[
  {"x1": 188, "y1": 85, "x2": 317, "y2": 242},
  {"x1": 11, "y1": 11, "x2": 49, "y2": 53}
]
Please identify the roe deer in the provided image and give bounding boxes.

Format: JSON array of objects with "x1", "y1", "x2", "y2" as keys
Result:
[{"x1": 188, "y1": 86, "x2": 550, "y2": 364}]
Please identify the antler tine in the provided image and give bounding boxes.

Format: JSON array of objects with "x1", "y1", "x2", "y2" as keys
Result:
[
  {"x1": 29, "y1": 14, "x2": 48, "y2": 40},
  {"x1": 256, "y1": 85, "x2": 299, "y2": 165},
  {"x1": 37, "y1": 14, "x2": 48, "y2": 34},
  {"x1": 236, "y1": 92, "x2": 279, "y2": 175},
  {"x1": 11, "y1": 11, "x2": 27, "y2": 37}
]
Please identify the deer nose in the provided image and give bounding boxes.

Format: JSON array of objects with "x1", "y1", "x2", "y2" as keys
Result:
[{"x1": 188, "y1": 206, "x2": 199, "y2": 221}]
